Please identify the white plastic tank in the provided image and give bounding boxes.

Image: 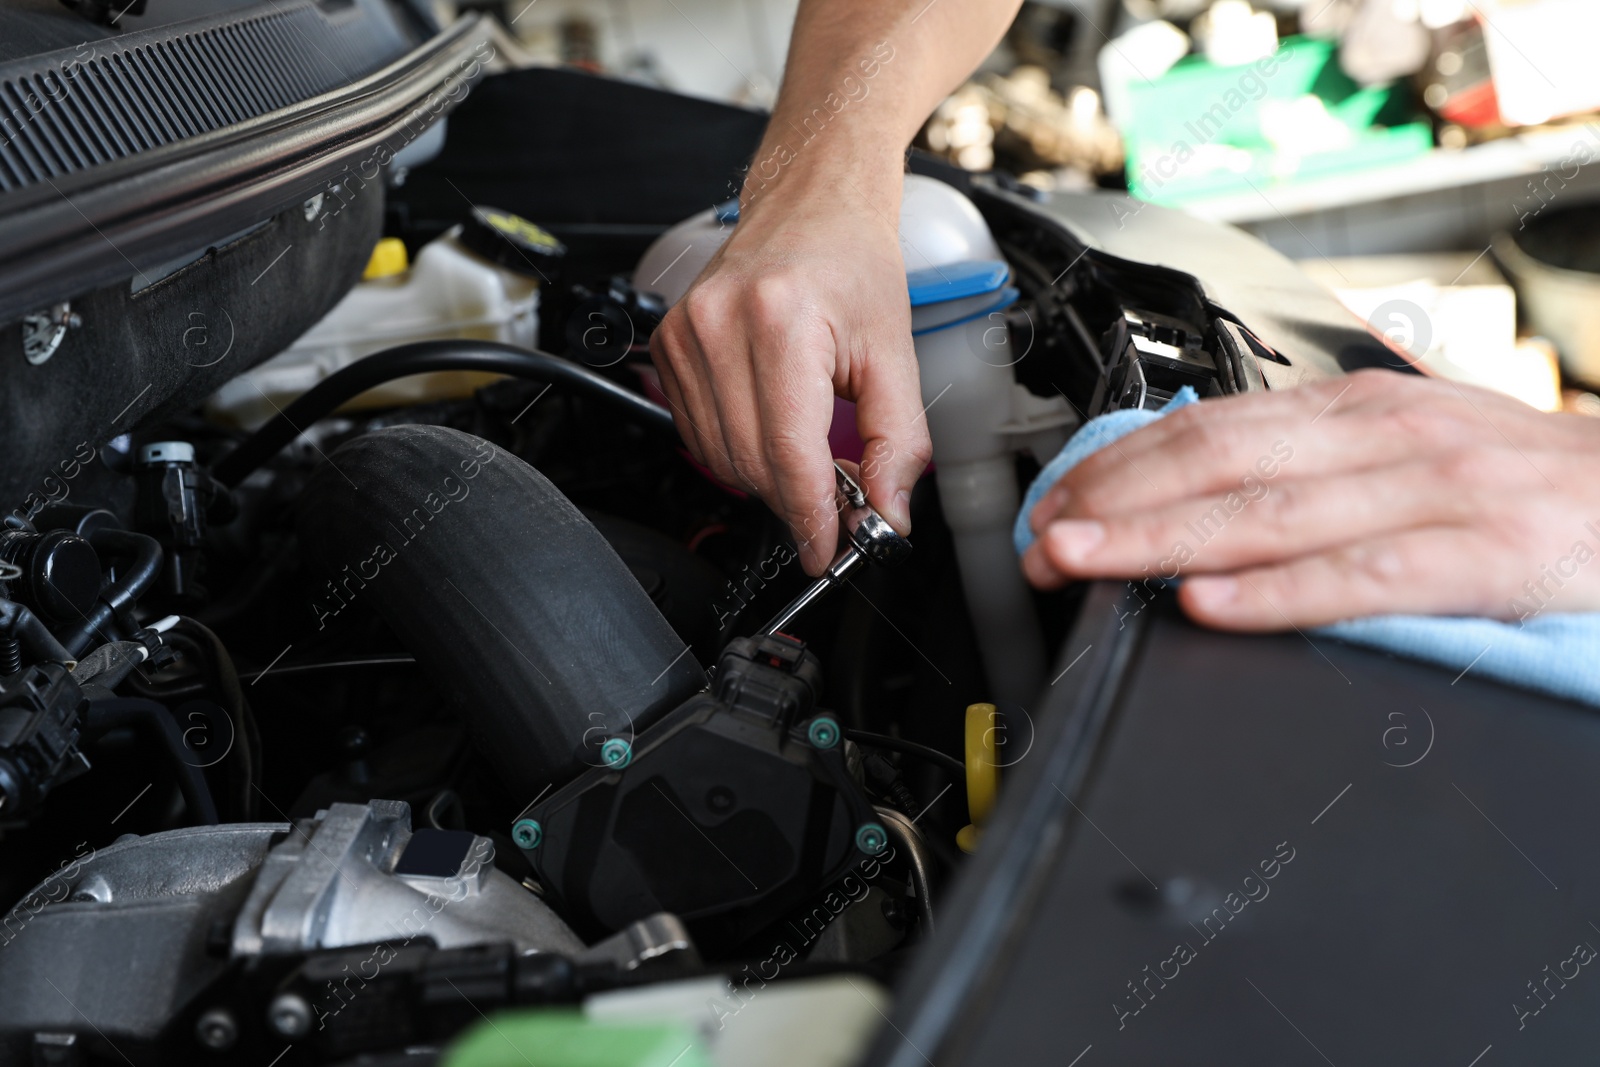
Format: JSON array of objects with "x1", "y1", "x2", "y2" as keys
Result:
[
  {"x1": 636, "y1": 175, "x2": 1072, "y2": 704},
  {"x1": 208, "y1": 229, "x2": 541, "y2": 428}
]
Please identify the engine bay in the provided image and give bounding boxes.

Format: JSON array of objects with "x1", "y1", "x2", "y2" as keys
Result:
[{"x1": 0, "y1": 8, "x2": 1376, "y2": 1064}]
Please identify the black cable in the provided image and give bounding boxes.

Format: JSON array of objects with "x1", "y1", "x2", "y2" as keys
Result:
[
  {"x1": 120, "y1": 673, "x2": 205, "y2": 702},
  {"x1": 212, "y1": 340, "x2": 679, "y2": 488},
  {"x1": 172, "y1": 619, "x2": 259, "y2": 820},
  {"x1": 240, "y1": 654, "x2": 418, "y2": 682},
  {"x1": 131, "y1": 654, "x2": 421, "y2": 697},
  {"x1": 59, "y1": 530, "x2": 164, "y2": 657},
  {"x1": 424, "y1": 788, "x2": 465, "y2": 830},
  {"x1": 845, "y1": 730, "x2": 966, "y2": 779},
  {"x1": 81, "y1": 698, "x2": 220, "y2": 825}
]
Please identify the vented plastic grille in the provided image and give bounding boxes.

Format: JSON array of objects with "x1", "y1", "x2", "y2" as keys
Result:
[{"x1": 0, "y1": 2, "x2": 412, "y2": 193}]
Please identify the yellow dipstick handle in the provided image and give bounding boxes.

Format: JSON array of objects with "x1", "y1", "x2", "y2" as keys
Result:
[
  {"x1": 957, "y1": 702, "x2": 999, "y2": 853},
  {"x1": 363, "y1": 237, "x2": 410, "y2": 280}
]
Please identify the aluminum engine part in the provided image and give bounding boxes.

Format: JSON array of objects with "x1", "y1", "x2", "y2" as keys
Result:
[
  {"x1": 0, "y1": 822, "x2": 280, "y2": 1056},
  {"x1": 579, "y1": 912, "x2": 696, "y2": 971},
  {"x1": 232, "y1": 800, "x2": 583, "y2": 957},
  {"x1": 0, "y1": 801, "x2": 583, "y2": 1059}
]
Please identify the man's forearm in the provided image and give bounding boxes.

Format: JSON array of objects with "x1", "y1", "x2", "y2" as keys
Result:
[
  {"x1": 654, "y1": 0, "x2": 1016, "y2": 570},
  {"x1": 743, "y1": 0, "x2": 1023, "y2": 210}
]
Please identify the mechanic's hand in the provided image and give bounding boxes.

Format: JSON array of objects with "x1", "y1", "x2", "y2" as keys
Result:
[
  {"x1": 1022, "y1": 369, "x2": 1600, "y2": 630},
  {"x1": 650, "y1": 179, "x2": 932, "y2": 576}
]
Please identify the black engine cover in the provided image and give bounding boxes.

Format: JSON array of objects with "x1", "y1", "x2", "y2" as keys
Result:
[{"x1": 523, "y1": 635, "x2": 881, "y2": 949}]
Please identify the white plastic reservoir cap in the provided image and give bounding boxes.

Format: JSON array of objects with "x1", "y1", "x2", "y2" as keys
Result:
[
  {"x1": 897, "y1": 174, "x2": 1003, "y2": 272},
  {"x1": 632, "y1": 174, "x2": 1005, "y2": 306}
]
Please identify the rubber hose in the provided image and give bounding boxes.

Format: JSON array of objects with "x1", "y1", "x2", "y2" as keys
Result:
[
  {"x1": 81, "y1": 698, "x2": 220, "y2": 825},
  {"x1": 0, "y1": 598, "x2": 74, "y2": 667},
  {"x1": 174, "y1": 617, "x2": 258, "y2": 821},
  {"x1": 60, "y1": 530, "x2": 163, "y2": 657},
  {"x1": 296, "y1": 425, "x2": 706, "y2": 798},
  {"x1": 213, "y1": 340, "x2": 677, "y2": 488}
]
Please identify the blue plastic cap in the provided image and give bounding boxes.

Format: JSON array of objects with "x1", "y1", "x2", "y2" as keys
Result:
[
  {"x1": 910, "y1": 285, "x2": 1020, "y2": 337},
  {"x1": 906, "y1": 260, "x2": 1011, "y2": 307}
]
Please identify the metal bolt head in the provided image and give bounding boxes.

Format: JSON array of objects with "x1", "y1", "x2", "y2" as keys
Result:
[
  {"x1": 600, "y1": 737, "x2": 633, "y2": 769},
  {"x1": 807, "y1": 716, "x2": 841, "y2": 750},
  {"x1": 848, "y1": 511, "x2": 913, "y2": 567},
  {"x1": 512, "y1": 818, "x2": 542, "y2": 850},
  {"x1": 195, "y1": 1007, "x2": 238, "y2": 1050},
  {"x1": 856, "y1": 821, "x2": 889, "y2": 855},
  {"x1": 269, "y1": 993, "x2": 312, "y2": 1039}
]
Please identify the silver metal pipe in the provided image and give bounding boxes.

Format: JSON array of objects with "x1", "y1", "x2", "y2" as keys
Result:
[{"x1": 875, "y1": 804, "x2": 935, "y2": 934}]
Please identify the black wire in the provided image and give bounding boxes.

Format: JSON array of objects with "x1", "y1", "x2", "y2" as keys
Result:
[
  {"x1": 212, "y1": 340, "x2": 678, "y2": 487},
  {"x1": 59, "y1": 530, "x2": 164, "y2": 657},
  {"x1": 121, "y1": 672, "x2": 206, "y2": 702},
  {"x1": 240, "y1": 654, "x2": 418, "y2": 682},
  {"x1": 845, "y1": 730, "x2": 965, "y2": 779},
  {"x1": 172, "y1": 619, "x2": 259, "y2": 820},
  {"x1": 137, "y1": 654, "x2": 420, "y2": 694},
  {"x1": 81, "y1": 698, "x2": 220, "y2": 825},
  {"x1": 424, "y1": 788, "x2": 466, "y2": 830}
]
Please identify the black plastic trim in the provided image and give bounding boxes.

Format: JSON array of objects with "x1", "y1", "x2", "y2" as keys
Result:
[
  {"x1": 0, "y1": 1, "x2": 419, "y2": 194},
  {"x1": 0, "y1": 11, "x2": 493, "y2": 326},
  {"x1": 864, "y1": 581, "x2": 1149, "y2": 1067}
]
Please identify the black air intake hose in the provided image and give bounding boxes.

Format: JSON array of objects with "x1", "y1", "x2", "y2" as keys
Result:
[{"x1": 297, "y1": 425, "x2": 706, "y2": 797}]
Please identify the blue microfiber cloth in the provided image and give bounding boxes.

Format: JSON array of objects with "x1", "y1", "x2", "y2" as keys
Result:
[{"x1": 1014, "y1": 387, "x2": 1600, "y2": 708}]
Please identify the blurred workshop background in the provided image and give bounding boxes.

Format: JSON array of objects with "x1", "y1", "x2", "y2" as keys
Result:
[{"x1": 441, "y1": 0, "x2": 1600, "y2": 414}]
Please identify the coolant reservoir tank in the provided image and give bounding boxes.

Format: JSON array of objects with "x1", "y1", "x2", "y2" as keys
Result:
[
  {"x1": 207, "y1": 210, "x2": 557, "y2": 429},
  {"x1": 635, "y1": 175, "x2": 1052, "y2": 705}
]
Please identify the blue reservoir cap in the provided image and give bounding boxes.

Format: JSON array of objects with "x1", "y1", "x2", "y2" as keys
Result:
[
  {"x1": 911, "y1": 285, "x2": 1020, "y2": 336},
  {"x1": 907, "y1": 260, "x2": 1011, "y2": 307}
]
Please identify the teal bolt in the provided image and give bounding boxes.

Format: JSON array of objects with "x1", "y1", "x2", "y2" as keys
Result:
[
  {"x1": 807, "y1": 716, "x2": 840, "y2": 750},
  {"x1": 855, "y1": 821, "x2": 888, "y2": 856},
  {"x1": 512, "y1": 819, "x2": 542, "y2": 850},
  {"x1": 600, "y1": 737, "x2": 633, "y2": 769}
]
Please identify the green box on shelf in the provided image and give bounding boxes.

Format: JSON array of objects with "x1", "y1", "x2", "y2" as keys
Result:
[{"x1": 1122, "y1": 36, "x2": 1433, "y2": 206}]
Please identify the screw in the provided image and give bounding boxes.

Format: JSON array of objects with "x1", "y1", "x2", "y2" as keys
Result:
[
  {"x1": 269, "y1": 993, "x2": 312, "y2": 1039},
  {"x1": 195, "y1": 1007, "x2": 237, "y2": 1050},
  {"x1": 512, "y1": 818, "x2": 542, "y2": 850},
  {"x1": 600, "y1": 737, "x2": 632, "y2": 769},
  {"x1": 706, "y1": 785, "x2": 736, "y2": 814},
  {"x1": 807, "y1": 716, "x2": 840, "y2": 750},
  {"x1": 855, "y1": 821, "x2": 889, "y2": 855}
]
